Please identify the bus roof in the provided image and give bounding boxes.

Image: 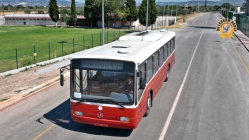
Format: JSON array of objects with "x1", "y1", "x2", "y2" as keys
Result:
[{"x1": 72, "y1": 30, "x2": 175, "y2": 64}]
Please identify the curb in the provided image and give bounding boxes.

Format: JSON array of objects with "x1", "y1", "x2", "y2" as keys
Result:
[
  {"x1": 218, "y1": 13, "x2": 249, "y2": 52},
  {"x1": 0, "y1": 78, "x2": 60, "y2": 112},
  {"x1": 233, "y1": 31, "x2": 249, "y2": 52},
  {"x1": 0, "y1": 72, "x2": 70, "y2": 112},
  {"x1": 0, "y1": 50, "x2": 84, "y2": 77}
]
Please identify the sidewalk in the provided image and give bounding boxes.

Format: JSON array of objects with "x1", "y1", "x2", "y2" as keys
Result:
[
  {"x1": 233, "y1": 30, "x2": 249, "y2": 51},
  {"x1": 218, "y1": 13, "x2": 249, "y2": 51}
]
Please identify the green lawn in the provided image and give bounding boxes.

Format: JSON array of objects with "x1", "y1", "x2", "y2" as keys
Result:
[{"x1": 0, "y1": 26, "x2": 131, "y2": 73}]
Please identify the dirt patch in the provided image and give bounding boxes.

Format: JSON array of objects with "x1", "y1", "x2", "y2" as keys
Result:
[
  {"x1": 166, "y1": 12, "x2": 201, "y2": 29},
  {"x1": 0, "y1": 65, "x2": 60, "y2": 107}
]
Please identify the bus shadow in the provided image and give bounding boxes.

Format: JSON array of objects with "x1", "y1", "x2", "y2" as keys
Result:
[{"x1": 43, "y1": 99, "x2": 132, "y2": 137}]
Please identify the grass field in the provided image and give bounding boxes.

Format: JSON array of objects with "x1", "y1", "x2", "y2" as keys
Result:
[{"x1": 0, "y1": 26, "x2": 130, "y2": 73}]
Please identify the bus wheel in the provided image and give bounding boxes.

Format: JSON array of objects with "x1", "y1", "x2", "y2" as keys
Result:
[
  {"x1": 165, "y1": 66, "x2": 170, "y2": 82},
  {"x1": 144, "y1": 93, "x2": 151, "y2": 117}
]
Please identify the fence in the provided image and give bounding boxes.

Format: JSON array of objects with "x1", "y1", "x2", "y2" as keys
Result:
[
  {"x1": 0, "y1": 26, "x2": 167, "y2": 73},
  {"x1": 221, "y1": 10, "x2": 233, "y2": 19},
  {"x1": 221, "y1": 10, "x2": 249, "y2": 38}
]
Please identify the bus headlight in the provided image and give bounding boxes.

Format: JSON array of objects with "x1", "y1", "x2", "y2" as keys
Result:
[
  {"x1": 120, "y1": 117, "x2": 131, "y2": 122},
  {"x1": 74, "y1": 111, "x2": 83, "y2": 116}
]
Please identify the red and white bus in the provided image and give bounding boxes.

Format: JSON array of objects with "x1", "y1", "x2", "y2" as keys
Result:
[{"x1": 60, "y1": 29, "x2": 175, "y2": 129}]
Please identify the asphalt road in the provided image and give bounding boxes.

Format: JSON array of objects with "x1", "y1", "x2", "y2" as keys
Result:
[{"x1": 0, "y1": 13, "x2": 249, "y2": 140}]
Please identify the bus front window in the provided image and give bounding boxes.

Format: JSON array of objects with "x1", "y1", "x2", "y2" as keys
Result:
[{"x1": 71, "y1": 60, "x2": 135, "y2": 105}]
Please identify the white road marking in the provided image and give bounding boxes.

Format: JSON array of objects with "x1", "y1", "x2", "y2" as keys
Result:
[{"x1": 158, "y1": 14, "x2": 210, "y2": 140}]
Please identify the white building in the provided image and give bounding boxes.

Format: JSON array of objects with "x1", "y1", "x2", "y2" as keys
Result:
[
  {"x1": 4, "y1": 14, "x2": 66, "y2": 26},
  {"x1": 0, "y1": 16, "x2": 4, "y2": 25},
  {"x1": 97, "y1": 16, "x2": 176, "y2": 28}
]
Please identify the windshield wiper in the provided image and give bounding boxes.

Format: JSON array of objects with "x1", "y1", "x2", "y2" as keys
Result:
[
  {"x1": 86, "y1": 98, "x2": 125, "y2": 108},
  {"x1": 101, "y1": 99, "x2": 125, "y2": 108},
  {"x1": 76, "y1": 98, "x2": 86, "y2": 102}
]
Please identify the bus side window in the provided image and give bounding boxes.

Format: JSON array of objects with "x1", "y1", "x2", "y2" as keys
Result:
[
  {"x1": 153, "y1": 51, "x2": 159, "y2": 74},
  {"x1": 159, "y1": 48, "x2": 164, "y2": 67},
  {"x1": 146, "y1": 56, "x2": 153, "y2": 83},
  {"x1": 168, "y1": 42, "x2": 171, "y2": 57},
  {"x1": 173, "y1": 38, "x2": 175, "y2": 50},
  {"x1": 138, "y1": 63, "x2": 146, "y2": 101},
  {"x1": 164, "y1": 44, "x2": 168, "y2": 60},
  {"x1": 171, "y1": 39, "x2": 174, "y2": 52}
]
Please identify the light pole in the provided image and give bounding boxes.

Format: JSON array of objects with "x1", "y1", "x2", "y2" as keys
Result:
[
  {"x1": 163, "y1": 5, "x2": 165, "y2": 26},
  {"x1": 168, "y1": 4, "x2": 169, "y2": 16},
  {"x1": 192, "y1": 0, "x2": 194, "y2": 12},
  {"x1": 146, "y1": 0, "x2": 148, "y2": 31},
  {"x1": 102, "y1": 0, "x2": 104, "y2": 45},
  {"x1": 176, "y1": 0, "x2": 178, "y2": 23},
  {"x1": 171, "y1": 5, "x2": 173, "y2": 16}
]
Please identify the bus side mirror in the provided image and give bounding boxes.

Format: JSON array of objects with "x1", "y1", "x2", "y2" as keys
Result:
[
  {"x1": 137, "y1": 71, "x2": 141, "y2": 77},
  {"x1": 60, "y1": 74, "x2": 64, "y2": 86}
]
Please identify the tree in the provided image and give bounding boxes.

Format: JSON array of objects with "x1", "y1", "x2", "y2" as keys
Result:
[
  {"x1": 60, "y1": 9, "x2": 71, "y2": 27},
  {"x1": 221, "y1": 3, "x2": 233, "y2": 11},
  {"x1": 138, "y1": 0, "x2": 147, "y2": 26},
  {"x1": 48, "y1": 0, "x2": 59, "y2": 27},
  {"x1": 107, "y1": 0, "x2": 126, "y2": 28},
  {"x1": 149, "y1": 0, "x2": 158, "y2": 27},
  {"x1": 24, "y1": 9, "x2": 31, "y2": 14},
  {"x1": 213, "y1": 5, "x2": 220, "y2": 11},
  {"x1": 84, "y1": 0, "x2": 96, "y2": 27},
  {"x1": 70, "y1": 0, "x2": 77, "y2": 26},
  {"x1": 93, "y1": 0, "x2": 109, "y2": 26},
  {"x1": 37, "y1": 10, "x2": 45, "y2": 14},
  {"x1": 125, "y1": 0, "x2": 137, "y2": 27},
  {"x1": 16, "y1": 5, "x2": 24, "y2": 10},
  {"x1": 138, "y1": 0, "x2": 158, "y2": 28},
  {"x1": 246, "y1": 0, "x2": 249, "y2": 15}
]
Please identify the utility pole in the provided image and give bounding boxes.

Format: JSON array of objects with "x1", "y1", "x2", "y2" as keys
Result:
[
  {"x1": 168, "y1": 5, "x2": 169, "y2": 16},
  {"x1": 205, "y1": 0, "x2": 207, "y2": 7},
  {"x1": 102, "y1": 0, "x2": 104, "y2": 45},
  {"x1": 198, "y1": 3, "x2": 199, "y2": 12},
  {"x1": 176, "y1": 0, "x2": 178, "y2": 24},
  {"x1": 163, "y1": 6, "x2": 165, "y2": 26},
  {"x1": 146, "y1": 0, "x2": 148, "y2": 31},
  {"x1": 171, "y1": 5, "x2": 173, "y2": 16},
  {"x1": 192, "y1": 0, "x2": 193, "y2": 12}
]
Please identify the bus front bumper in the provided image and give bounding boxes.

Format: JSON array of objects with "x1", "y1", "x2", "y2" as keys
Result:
[{"x1": 71, "y1": 110, "x2": 137, "y2": 129}]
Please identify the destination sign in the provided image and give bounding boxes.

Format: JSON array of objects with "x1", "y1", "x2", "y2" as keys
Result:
[{"x1": 81, "y1": 60, "x2": 123, "y2": 70}]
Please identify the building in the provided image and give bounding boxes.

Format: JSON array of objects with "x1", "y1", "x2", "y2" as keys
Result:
[
  {"x1": 3, "y1": 14, "x2": 176, "y2": 28},
  {"x1": 4, "y1": 14, "x2": 66, "y2": 26},
  {"x1": 0, "y1": 16, "x2": 4, "y2": 25}
]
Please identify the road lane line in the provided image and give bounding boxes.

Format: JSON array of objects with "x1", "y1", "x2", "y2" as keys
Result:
[
  {"x1": 229, "y1": 39, "x2": 249, "y2": 75},
  {"x1": 32, "y1": 113, "x2": 70, "y2": 140},
  {"x1": 158, "y1": 14, "x2": 209, "y2": 140},
  {"x1": 32, "y1": 124, "x2": 56, "y2": 140}
]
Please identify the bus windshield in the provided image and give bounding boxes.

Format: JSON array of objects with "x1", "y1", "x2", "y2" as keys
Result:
[{"x1": 71, "y1": 59, "x2": 135, "y2": 105}]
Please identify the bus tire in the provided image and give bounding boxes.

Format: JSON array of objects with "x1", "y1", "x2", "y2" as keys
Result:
[
  {"x1": 165, "y1": 66, "x2": 170, "y2": 82},
  {"x1": 144, "y1": 93, "x2": 151, "y2": 117}
]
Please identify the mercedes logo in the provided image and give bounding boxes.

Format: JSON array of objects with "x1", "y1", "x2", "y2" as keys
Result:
[{"x1": 97, "y1": 112, "x2": 103, "y2": 118}]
